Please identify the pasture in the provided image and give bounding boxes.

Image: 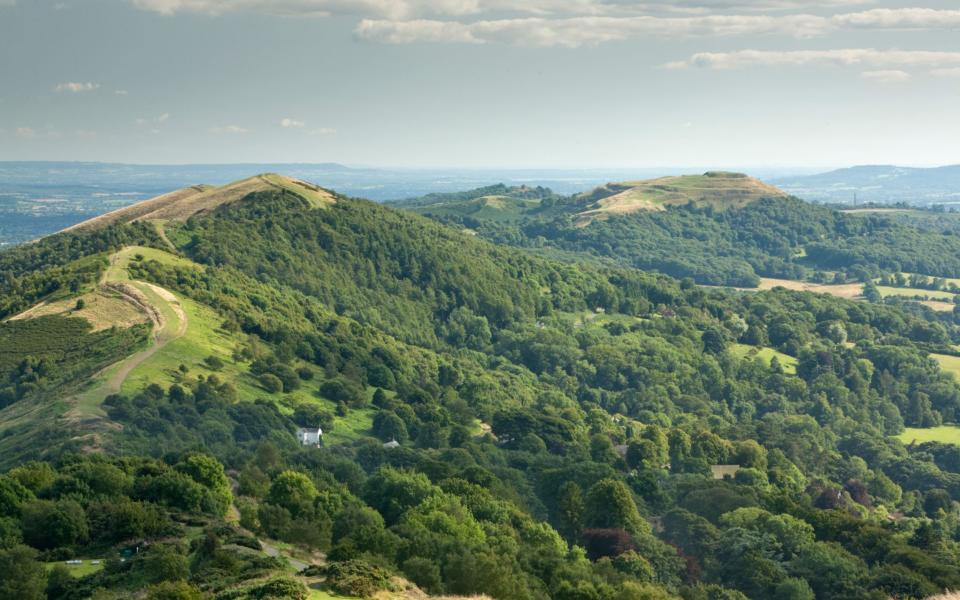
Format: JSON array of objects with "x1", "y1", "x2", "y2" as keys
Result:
[
  {"x1": 931, "y1": 353, "x2": 960, "y2": 380},
  {"x1": 896, "y1": 426, "x2": 960, "y2": 446},
  {"x1": 731, "y1": 344, "x2": 798, "y2": 375}
]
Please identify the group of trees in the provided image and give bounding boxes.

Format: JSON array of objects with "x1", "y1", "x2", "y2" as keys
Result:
[{"x1": 0, "y1": 453, "x2": 303, "y2": 599}]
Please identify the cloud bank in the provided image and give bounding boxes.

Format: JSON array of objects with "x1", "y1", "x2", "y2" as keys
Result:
[
  {"x1": 665, "y1": 48, "x2": 960, "y2": 69},
  {"x1": 353, "y1": 8, "x2": 960, "y2": 47}
]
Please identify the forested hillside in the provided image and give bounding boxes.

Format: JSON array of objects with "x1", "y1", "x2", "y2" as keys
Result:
[
  {"x1": 2, "y1": 176, "x2": 960, "y2": 599},
  {"x1": 394, "y1": 176, "x2": 960, "y2": 288}
]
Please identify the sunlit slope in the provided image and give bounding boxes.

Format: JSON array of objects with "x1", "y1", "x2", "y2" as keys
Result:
[
  {"x1": 575, "y1": 171, "x2": 788, "y2": 224},
  {"x1": 63, "y1": 173, "x2": 335, "y2": 231}
]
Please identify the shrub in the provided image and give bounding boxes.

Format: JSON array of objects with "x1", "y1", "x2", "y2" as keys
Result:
[
  {"x1": 204, "y1": 356, "x2": 225, "y2": 371},
  {"x1": 259, "y1": 373, "x2": 283, "y2": 394},
  {"x1": 325, "y1": 559, "x2": 396, "y2": 598}
]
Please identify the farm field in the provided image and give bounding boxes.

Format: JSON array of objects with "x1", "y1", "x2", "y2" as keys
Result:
[
  {"x1": 920, "y1": 300, "x2": 956, "y2": 312},
  {"x1": 723, "y1": 278, "x2": 958, "y2": 312},
  {"x1": 877, "y1": 286, "x2": 957, "y2": 301},
  {"x1": 44, "y1": 560, "x2": 104, "y2": 578},
  {"x1": 731, "y1": 344, "x2": 798, "y2": 374},
  {"x1": 931, "y1": 353, "x2": 960, "y2": 380},
  {"x1": 754, "y1": 278, "x2": 863, "y2": 299},
  {"x1": 896, "y1": 426, "x2": 960, "y2": 446}
]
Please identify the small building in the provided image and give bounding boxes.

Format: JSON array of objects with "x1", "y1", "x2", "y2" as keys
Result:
[
  {"x1": 383, "y1": 439, "x2": 400, "y2": 449},
  {"x1": 296, "y1": 426, "x2": 323, "y2": 447}
]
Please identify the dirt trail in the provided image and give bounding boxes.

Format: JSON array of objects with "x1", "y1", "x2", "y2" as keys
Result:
[
  {"x1": 152, "y1": 221, "x2": 178, "y2": 253},
  {"x1": 100, "y1": 283, "x2": 187, "y2": 396},
  {"x1": 260, "y1": 540, "x2": 310, "y2": 572},
  {"x1": 76, "y1": 248, "x2": 189, "y2": 402}
]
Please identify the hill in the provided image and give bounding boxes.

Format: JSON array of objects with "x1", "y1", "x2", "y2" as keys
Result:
[
  {"x1": 573, "y1": 172, "x2": 788, "y2": 224},
  {"x1": 4, "y1": 174, "x2": 960, "y2": 598},
  {"x1": 63, "y1": 173, "x2": 335, "y2": 232},
  {"x1": 773, "y1": 164, "x2": 960, "y2": 205},
  {"x1": 397, "y1": 173, "x2": 960, "y2": 291}
]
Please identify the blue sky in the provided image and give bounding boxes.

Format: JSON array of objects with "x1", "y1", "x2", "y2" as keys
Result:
[{"x1": 0, "y1": 0, "x2": 958, "y2": 168}]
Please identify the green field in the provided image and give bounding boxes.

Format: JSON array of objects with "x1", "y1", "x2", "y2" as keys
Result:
[
  {"x1": 896, "y1": 426, "x2": 960, "y2": 446},
  {"x1": 731, "y1": 344, "x2": 798, "y2": 375},
  {"x1": 44, "y1": 560, "x2": 104, "y2": 578},
  {"x1": 931, "y1": 353, "x2": 960, "y2": 380},
  {"x1": 877, "y1": 286, "x2": 957, "y2": 301}
]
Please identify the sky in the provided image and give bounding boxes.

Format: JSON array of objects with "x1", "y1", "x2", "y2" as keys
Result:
[{"x1": 0, "y1": 0, "x2": 958, "y2": 168}]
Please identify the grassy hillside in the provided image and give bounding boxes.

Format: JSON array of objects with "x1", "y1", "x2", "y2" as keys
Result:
[
  {"x1": 63, "y1": 173, "x2": 334, "y2": 232},
  {"x1": 574, "y1": 172, "x2": 788, "y2": 224}
]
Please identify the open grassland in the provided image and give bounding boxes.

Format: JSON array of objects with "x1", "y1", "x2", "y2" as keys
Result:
[
  {"x1": 731, "y1": 344, "x2": 798, "y2": 375},
  {"x1": 755, "y1": 278, "x2": 864, "y2": 299},
  {"x1": 931, "y1": 353, "x2": 960, "y2": 380},
  {"x1": 878, "y1": 286, "x2": 957, "y2": 301},
  {"x1": 63, "y1": 174, "x2": 334, "y2": 233},
  {"x1": 920, "y1": 300, "x2": 956, "y2": 312},
  {"x1": 896, "y1": 426, "x2": 960, "y2": 446},
  {"x1": 732, "y1": 278, "x2": 957, "y2": 311},
  {"x1": 44, "y1": 560, "x2": 105, "y2": 578},
  {"x1": 9, "y1": 288, "x2": 148, "y2": 331}
]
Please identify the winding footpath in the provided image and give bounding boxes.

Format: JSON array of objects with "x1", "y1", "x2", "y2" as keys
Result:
[{"x1": 78, "y1": 248, "x2": 189, "y2": 406}]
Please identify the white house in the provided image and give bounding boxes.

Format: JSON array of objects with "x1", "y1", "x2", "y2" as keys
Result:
[{"x1": 296, "y1": 426, "x2": 323, "y2": 447}]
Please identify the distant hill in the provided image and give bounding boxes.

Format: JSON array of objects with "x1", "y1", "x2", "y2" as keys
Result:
[
  {"x1": 573, "y1": 172, "x2": 788, "y2": 224},
  {"x1": 396, "y1": 171, "x2": 960, "y2": 287},
  {"x1": 773, "y1": 164, "x2": 960, "y2": 205}
]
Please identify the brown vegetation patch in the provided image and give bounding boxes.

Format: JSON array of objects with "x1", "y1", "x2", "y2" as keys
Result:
[{"x1": 9, "y1": 288, "x2": 150, "y2": 331}]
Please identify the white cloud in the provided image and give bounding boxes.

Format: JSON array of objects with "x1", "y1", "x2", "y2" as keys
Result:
[
  {"x1": 354, "y1": 8, "x2": 960, "y2": 47},
  {"x1": 130, "y1": 0, "x2": 487, "y2": 19},
  {"x1": 209, "y1": 124, "x2": 250, "y2": 134},
  {"x1": 115, "y1": 89, "x2": 129, "y2": 95},
  {"x1": 280, "y1": 117, "x2": 305, "y2": 128},
  {"x1": 833, "y1": 8, "x2": 960, "y2": 30},
  {"x1": 15, "y1": 127, "x2": 35, "y2": 139},
  {"x1": 54, "y1": 81, "x2": 100, "y2": 93},
  {"x1": 309, "y1": 127, "x2": 337, "y2": 135},
  {"x1": 357, "y1": 13, "x2": 836, "y2": 47},
  {"x1": 931, "y1": 67, "x2": 960, "y2": 78},
  {"x1": 666, "y1": 49, "x2": 960, "y2": 70},
  {"x1": 860, "y1": 69, "x2": 911, "y2": 83},
  {"x1": 0, "y1": 0, "x2": 15, "y2": 6},
  {"x1": 126, "y1": 2, "x2": 960, "y2": 48},
  {"x1": 129, "y1": 0, "x2": 875, "y2": 18}
]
